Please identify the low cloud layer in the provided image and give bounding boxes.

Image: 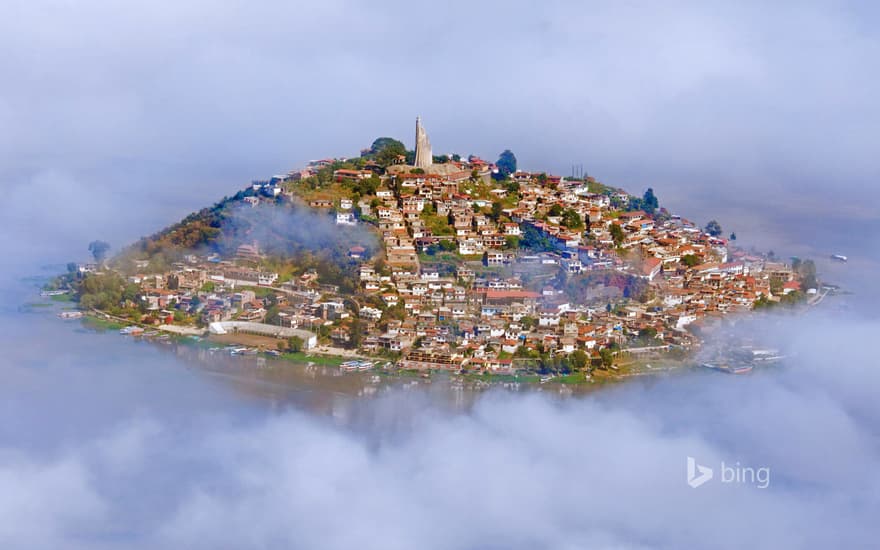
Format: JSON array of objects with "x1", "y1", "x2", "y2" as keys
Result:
[{"x1": 1, "y1": 305, "x2": 878, "y2": 549}]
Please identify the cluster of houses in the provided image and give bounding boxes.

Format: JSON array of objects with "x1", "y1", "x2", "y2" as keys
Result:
[{"x1": 105, "y1": 153, "x2": 811, "y2": 374}]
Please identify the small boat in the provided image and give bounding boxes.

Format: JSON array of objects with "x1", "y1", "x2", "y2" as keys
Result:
[
  {"x1": 831, "y1": 254, "x2": 848, "y2": 262},
  {"x1": 264, "y1": 349, "x2": 281, "y2": 356},
  {"x1": 701, "y1": 362, "x2": 752, "y2": 375},
  {"x1": 57, "y1": 311, "x2": 83, "y2": 320},
  {"x1": 727, "y1": 365, "x2": 753, "y2": 375},
  {"x1": 42, "y1": 290, "x2": 69, "y2": 297},
  {"x1": 119, "y1": 326, "x2": 144, "y2": 335}
]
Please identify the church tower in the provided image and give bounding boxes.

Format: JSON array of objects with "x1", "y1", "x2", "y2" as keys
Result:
[{"x1": 413, "y1": 116, "x2": 433, "y2": 169}]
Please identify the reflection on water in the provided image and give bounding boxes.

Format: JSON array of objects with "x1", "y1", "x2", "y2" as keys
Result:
[{"x1": 142, "y1": 338, "x2": 522, "y2": 421}]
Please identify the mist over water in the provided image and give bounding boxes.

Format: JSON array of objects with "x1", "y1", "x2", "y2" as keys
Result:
[
  {"x1": 3, "y1": 282, "x2": 880, "y2": 548},
  {"x1": 2, "y1": 0, "x2": 880, "y2": 547}
]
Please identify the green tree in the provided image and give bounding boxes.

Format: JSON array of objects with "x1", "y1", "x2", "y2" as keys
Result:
[
  {"x1": 561, "y1": 209, "x2": 583, "y2": 229},
  {"x1": 681, "y1": 254, "x2": 701, "y2": 268},
  {"x1": 490, "y1": 201, "x2": 504, "y2": 221},
  {"x1": 496, "y1": 149, "x2": 517, "y2": 178},
  {"x1": 570, "y1": 350, "x2": 588, "y2": 371},
  {"x1": 610, "y1": 223, "x2": 625, "y2": 246},
  {"x1": 521, "y1": 225, "x2": 554, "y2": 252},
  {"x1": 642, "y1": 188, "x2": 659, "y2": 214},
  {"x1": 795, "y1": 258, "x2": 818, "y2": 290},
  {"x1": 287, "y1": 335, "x2": 304, "y2": 353},
  {"x1": 349, "y1": 318, "x2": 363, "y2": 349},
  {"x1": 88, "y1": 240, "x2": 111, "y2": 263},
  {"x1": 705, "y1": 220, "x2": 723, "y2": 237},
  {"x1": 371, "y1": 137, "x2": 406, "y2": 167},
  {"x1": 548, "y1": 203, "x2": 564, "y2": 217},
  {"x1": 439, "y1": 239, "x2": 457, "y2": 251},
  {"x1": 357, "y1": 175, "x2": 380, "y2": 196},
  {"x1": 599, "y1": 348, "x2": 614, "y2": 369},
  {"x1": 264, "y1": 305, "x2": 281, "y2": 325}
]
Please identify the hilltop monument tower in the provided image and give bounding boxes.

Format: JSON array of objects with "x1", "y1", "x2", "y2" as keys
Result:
[{"x1": 413, "y1": 116, "x2": 433, "y2": 169}]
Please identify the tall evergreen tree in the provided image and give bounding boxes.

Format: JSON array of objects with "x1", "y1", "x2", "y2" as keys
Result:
[
  {"x1": 496, "y1": 149, "x2": 517, "y2": 178},
  {"x1": 642, "y1": 188, "x2": 659, "y2": 214}
]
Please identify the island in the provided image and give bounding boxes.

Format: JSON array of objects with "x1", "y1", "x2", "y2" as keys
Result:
[{"x1": 47, "y1": 117, "x2": 824, "y2": 384}]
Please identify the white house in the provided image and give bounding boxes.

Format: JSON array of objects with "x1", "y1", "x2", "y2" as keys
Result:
[{"x1": 336, "y1": 212, "x2": 356, "y2": 226}]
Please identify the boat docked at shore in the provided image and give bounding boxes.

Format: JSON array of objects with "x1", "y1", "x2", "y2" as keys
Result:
[
  {"x1": 42, "y1": 290, "x2": 69, "y2": 297},
  {"x1": 57, "y1": 311, "x2": 83, "y2": 320},
  {"x1": 700, "y1": 362, "x2": 753, "y2": 375},
  {"x1": 340, "y1": 360, "x2": 374, "y2": 371}
]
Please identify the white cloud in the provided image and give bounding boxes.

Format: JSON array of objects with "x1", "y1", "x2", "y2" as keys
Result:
[{"x1": 0, "y1": 311, "x2": 878, "y2": 549}]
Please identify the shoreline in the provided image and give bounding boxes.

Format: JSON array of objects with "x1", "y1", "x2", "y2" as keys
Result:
[
  {"x1": 53, "y1": 289, "x2": 802, "y2": 390},
  {"x1": 74, "y1": 309, "x2": 691, "y2": 388}
]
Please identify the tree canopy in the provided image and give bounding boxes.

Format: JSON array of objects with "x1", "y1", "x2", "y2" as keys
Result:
[
  {"x1": 496, "y1": 149, "x2": 517, "y2": 178},
  {"x1": 368, "y1": 137, "x2": 404, "y2": 155},
  {"x1": 88, "y1": 240, "x2": 111, "y2": 263},
  {"x1": 368, "y1": 137, "x2": 406, "y2": 167},
  {"x1": 705, "y1": 220, "x2": 723, "y2": 237},
  {"x1": 642, "y1": 188, "x2": 659, "y2": 214},
  {"x1": 610, "y1": 223, "x2": 625, "y2": 246},
  {"x1": 521, "y1": 224, "x2": 555, "y2": 252},
  {"x1": 490, "y1": 201, "x2": 504, "y2": 221},
  {"x1": 561, "y1": 209, "x2": 583, "y2": 229}
]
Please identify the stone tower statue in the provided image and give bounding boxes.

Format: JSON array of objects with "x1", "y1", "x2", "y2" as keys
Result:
[{"x1": 413, "y1": 116, "x2": 433, "y2": 169}]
